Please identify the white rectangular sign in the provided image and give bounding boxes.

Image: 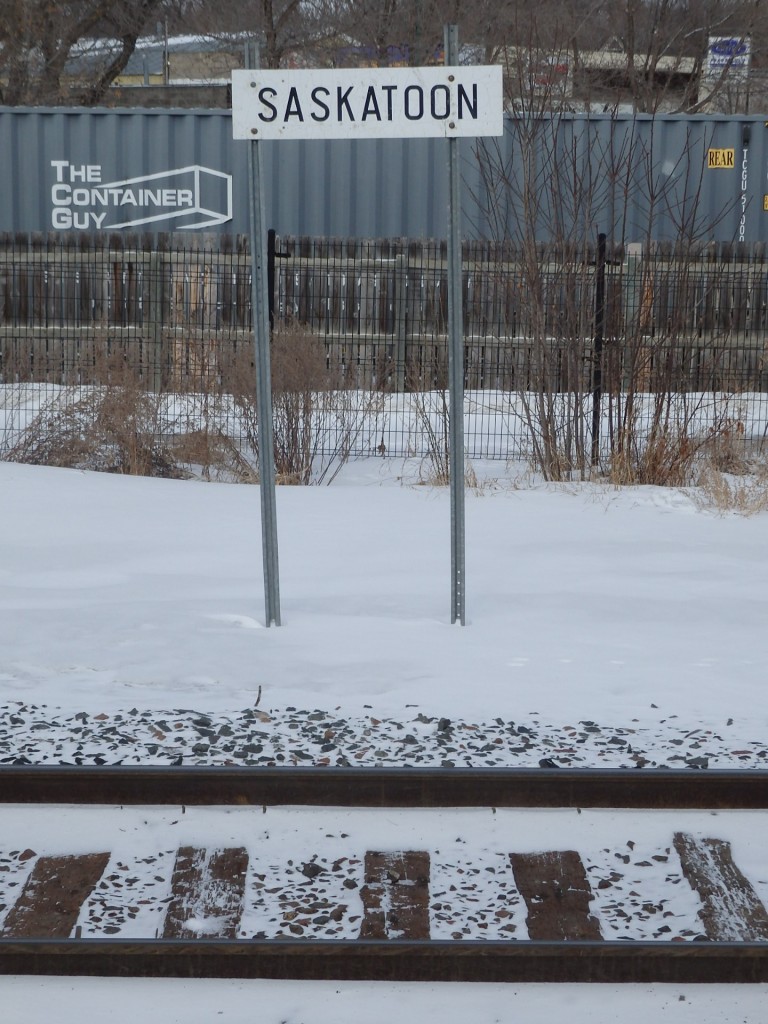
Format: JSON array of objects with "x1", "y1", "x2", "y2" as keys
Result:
[
  {"x1": 232, "y1": 66, "x2": 504, "y2": 140},
  {"x1": 706, "y1": 36, "x2": 751, "y2": 79},
  {"x1": 707, "y1": 36, "x2": 750, "y2": 67}
]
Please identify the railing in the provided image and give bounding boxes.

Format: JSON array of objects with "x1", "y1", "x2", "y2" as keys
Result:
[{"x1": 2, "y1": 231, "x2": 768, "y2": 464}]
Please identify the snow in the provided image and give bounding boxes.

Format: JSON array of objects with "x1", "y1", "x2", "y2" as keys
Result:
[
  {"x1": 2, "y1": 457, "x2": 768, "y2": 1018},
  {"x1": 1, "y1": 457, "x2": 767, "y2": 732},
  {"x1": 3, "y1": 975, "x2": 765, "y2": 1024}
]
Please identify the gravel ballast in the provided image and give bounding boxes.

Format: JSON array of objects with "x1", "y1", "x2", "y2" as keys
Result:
[{"x1": 1, "y1": 703, "x2": 765, "y2": 769}]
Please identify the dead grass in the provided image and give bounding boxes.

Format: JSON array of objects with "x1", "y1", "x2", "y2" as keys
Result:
[
  {"x1": 693, "y1": 458, "x2": 768, "y2": 515},
  {"x1": 5, "y1": 356, "x2": 185, "y2": 477},
  {"x1": 2, "y1": 322, "x2": 382, "y2": 483},
  {"x1": 410, "y1": 391, "x2": 451, "y2": 485},
  {"x1": 605, "y1": 405, "x2": 751, "y2": 489},
  {"x1": 607, "y1": 428, "x2": 698, "y2": 487},
  {"x1": 223, "y1": 321, "x2": 383, "y2": 485},
  {"x1": 169, "y1": 427, "x2": 258, "y2": 483}
]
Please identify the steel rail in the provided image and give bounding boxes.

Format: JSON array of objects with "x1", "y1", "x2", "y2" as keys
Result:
[
  {"x1": 0, "y1": 765, "x2": 767, "y2": 808},
  {"x1": 0, "y1": 939, "x2": 767, "y2": 983}
]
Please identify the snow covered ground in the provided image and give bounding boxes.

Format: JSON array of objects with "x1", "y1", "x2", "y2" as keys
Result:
[
  {"x1": 1, "y1": 456, "x2": 767, "y2": 748},
  {"x1": 5, "y1": 975, "x2": 766, "y2": 1024},
  {"x1": 2, "y1": 456, "x2": 768, "y2": 1020}
]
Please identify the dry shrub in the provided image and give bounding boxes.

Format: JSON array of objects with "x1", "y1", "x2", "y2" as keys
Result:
[
  {"x1": 694, "y1": 460, "x2": 768, "y2": 516},
  {"x1": 5, "y1": 355, "x2": 184, "y2": 477},
  {"x1": 604, "y1": 401, "x2": 766, "y2": 504},
  {"x1": 608, "y1": 428, "x2": 698, "y2": 487},
  {"x1": 0, "y1": 383, "x2": 32, "y2": 453},
  {"x1": 169, "y1": 427, "x2": 258, "y2": 483},
  {"x1": 272, "y1": 326, "x2": 332, "y2": 484},
  {"x1": 3, "y1": 323, "x2": 380, "y2": 483},
  {"x1": 405, "y1": 348, "x2": 452, "y2": 485},
  {"x1": 693, "y1": 423, "x2": 768, "y2": 515},
  {"x1": 411, "y1": 388, "x2": 450, "y2": 485},
  {"x1": 223, "y1": 321, "x2": 382, "y2": 485},
  {"x1": 704, "y1": 417, "x2": 750, "y2": 474},
  {"x1": 606, "y1": 400, "x2": 747, "y2": 488}
]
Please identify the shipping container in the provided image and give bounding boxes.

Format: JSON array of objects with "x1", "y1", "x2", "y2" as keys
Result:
[{"x1": 1, "y1": 106, "x2": 767, "y2": 244}]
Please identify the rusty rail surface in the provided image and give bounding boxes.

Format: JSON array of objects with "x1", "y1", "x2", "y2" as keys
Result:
[
  {"x1": 0, "y1": 938, "x2": 767, "y2": 983},
  {"x1": 0, "y1": 765, "x2": 767, "y2": 808}
]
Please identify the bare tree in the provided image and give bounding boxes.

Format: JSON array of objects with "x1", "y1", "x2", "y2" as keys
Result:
[
  {"x1": 0, "y1": 0, "x2": 175, "y2": 105},
  {"x1": 322, "y1": 0, "x2": 768, "y2": 112},
  {"x1": 590, "y1": 0, "x2": 768, "y2": 113},
  {"x1": 327, "y1": 0, "x2": 561, "y2": 67},
  {"x1": 183, "y1": 0, "x2": 340, "y2": 68},
  {"x1": 11, "y1": 0, "x2": 756, "y2": 108}
]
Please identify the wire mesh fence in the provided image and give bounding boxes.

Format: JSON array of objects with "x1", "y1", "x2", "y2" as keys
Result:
[{"x1": 2, "y1": 230, "x2": 768, "y2": 478}]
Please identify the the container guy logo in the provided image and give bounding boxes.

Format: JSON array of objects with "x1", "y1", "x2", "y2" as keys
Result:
[{"x1": 50, "y1": 161, "x2": 233, "y2": 230}]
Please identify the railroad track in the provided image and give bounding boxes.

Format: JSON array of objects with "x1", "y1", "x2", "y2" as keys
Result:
[
  {"x1": 2, "y1": 765, "x2": 768, "y2": 807},
  {"x1": 0, "y1": 766, "x2": 767, "y2": 983}
]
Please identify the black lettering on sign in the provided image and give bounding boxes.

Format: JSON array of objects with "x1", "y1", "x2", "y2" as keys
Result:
[
  {"x1": 258, "y1": 87, "x2": 277, "y2": 122},
  {"x1": 404, "y1": 85, "x2": 424, "y2": 120},
  {"x1": 708, "y1": 148, "x2": 735, "y2": 169},
  {"x1": 337, "y1": 85, "x2": 355, "y2": 120},
  {"x1": 458, "y1": 84, "x2": 478, "y2": 119},
  {"x1": 284, "y1": 86, "x2": 304, "y2": 122},
  {"x1": 430, "y1": 84, "x2": 450, "y2": 119},
  {"x1": 311, "y1": 87, "x2": 330, "y2": 121},
  {"x1": 381, "y1": 85, "x2": 396, "y2": 119},
  {"x1": 362, "y1": 86, "x2": 382, "y2": 121}
]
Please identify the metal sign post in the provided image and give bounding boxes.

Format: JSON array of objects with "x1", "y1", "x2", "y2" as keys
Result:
[
  {"x1": 245, "y1": 39, "x2": 281, "y2": 627},
  {"x1": 444, "y1": 24, "x2": 466, "y2": 625},
  {"x1": 232, "y1": 35, "x2": 502, "y2": 626}
]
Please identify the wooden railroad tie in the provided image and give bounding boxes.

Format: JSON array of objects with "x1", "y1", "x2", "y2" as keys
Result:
[
  {"x1": 359, "y1": 850, "x2": 431, "y2": 940},
  {"x1": 162, "y1": 846, "x2": 249, "y2": 940},
  {"x1": 1, "y1": 853, "x2": 109, "y2": 938},
  {"x1": 673, "y1": 832, "x2": 768, "y2": 941},
  {"x1": 509, "y1": 849, "x2": 601, "y2": 941}
]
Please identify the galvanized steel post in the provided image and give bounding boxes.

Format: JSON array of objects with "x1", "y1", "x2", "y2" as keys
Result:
[
  {"x1": 445, "y1": 24, "x2": 466, "y2": 625},
  {"x1": 246, "y1": 39, "x2": 281, "y2": 626}
]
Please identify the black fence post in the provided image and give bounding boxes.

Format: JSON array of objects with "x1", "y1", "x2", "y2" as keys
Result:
[
  {"x1": 267, "y1": 228, "x2": 292, "y2": 331},
  {"x1": 591, "y1": 232, "x2": 606, "y2": 467},
  {"x1": 267, "y1": 228, "x2": 276, "y2": 331}
]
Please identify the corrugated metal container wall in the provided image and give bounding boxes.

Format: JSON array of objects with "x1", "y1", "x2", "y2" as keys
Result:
[
  {"x1": 0, "y1": 106, "x2": 458, "y2": 238},
  {"x1": 0, "y1": 107, "x2": 244, "y2": 234},
  {"x1": 258, "y1": 135, "x2": 451, "y2": 238},
  {"x1": 473, "y1": 115, "x2": 767, "y2": 245},
  {"x1": 1, "y1": 106, "x2": 767, "y2": 243}
]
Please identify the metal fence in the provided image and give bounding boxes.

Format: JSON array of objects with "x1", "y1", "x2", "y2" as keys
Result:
[{"x1": 2, "y1": 231, "x2": 768, "y2": 472}]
